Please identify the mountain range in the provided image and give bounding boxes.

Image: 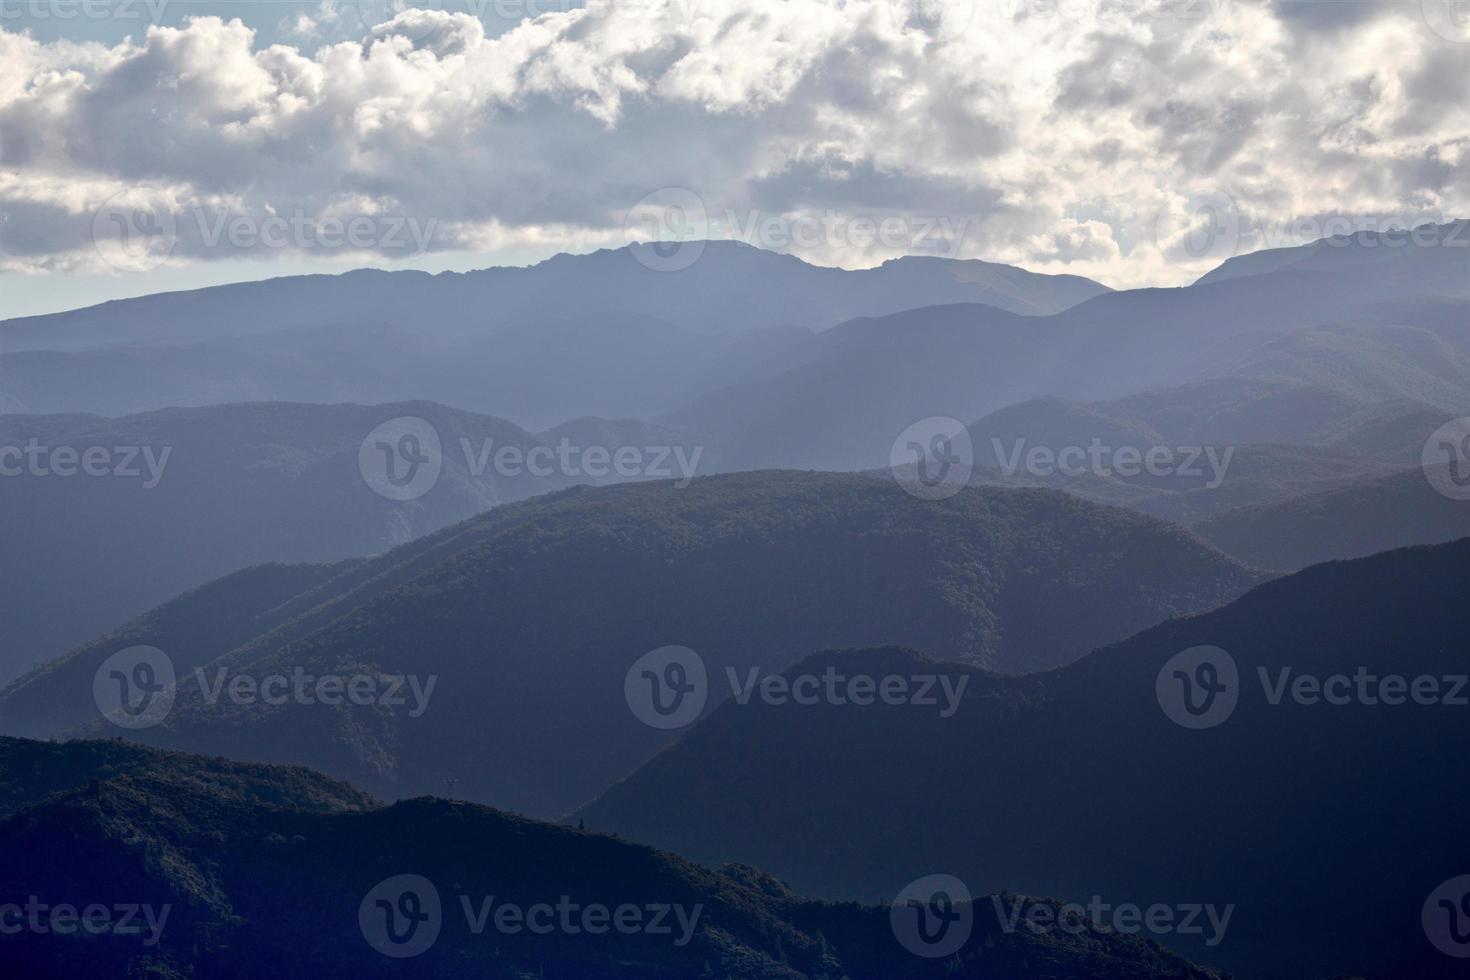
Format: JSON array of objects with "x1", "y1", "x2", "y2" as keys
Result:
[
  {"x1": 576, "y1": 538, "x2": 1470, "y2": 980},
  {"x1": 0, "y1": 471, "x2": 1265, "y2": 819}
]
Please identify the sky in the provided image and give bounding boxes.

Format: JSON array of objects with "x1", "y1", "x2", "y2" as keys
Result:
[{"x1": 0, "y1": 0, "x2": 1467, "y2": 318}]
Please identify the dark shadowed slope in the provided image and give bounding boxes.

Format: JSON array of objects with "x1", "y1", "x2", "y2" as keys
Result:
[
  {"x1": 14, "y1": 471, "x2": 1263, "y2": 818},
  {"x1": 0, "y1": 736, "x2": 1222, "y2": 980},
  {"x1": 1195, "y1": 467, "x2": 1470, "y2": 570},
  {"x1": 577, "y1": 539, "x2": 1470, "y2": 980},
  {"x1": 0, "y1": 561, "x2": 356, "y2": 739}
]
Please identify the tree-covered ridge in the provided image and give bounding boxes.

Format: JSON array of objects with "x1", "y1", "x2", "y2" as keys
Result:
[{"x1": 0, "y1": 735, "x2": 1223, "y2": 980}]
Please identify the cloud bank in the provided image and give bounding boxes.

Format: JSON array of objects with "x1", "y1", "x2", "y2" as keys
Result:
[{"x1": 1, "y1": 0, "x2": 1466, "y2": 286}]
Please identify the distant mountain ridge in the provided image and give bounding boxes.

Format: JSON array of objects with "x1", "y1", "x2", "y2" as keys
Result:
[{"x1": 0, "y1": 240, "x2": 1110, "y2": 353}]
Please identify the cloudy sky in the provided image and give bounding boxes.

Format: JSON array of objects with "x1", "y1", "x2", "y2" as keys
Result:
[{"x1": 0, "y1": 0, "x2": 1466, "y2": 316}]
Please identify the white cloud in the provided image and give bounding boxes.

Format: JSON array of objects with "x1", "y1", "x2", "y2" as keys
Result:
[{"x1": 0, "y1": 0, "x2": 1465, "y2": 285}]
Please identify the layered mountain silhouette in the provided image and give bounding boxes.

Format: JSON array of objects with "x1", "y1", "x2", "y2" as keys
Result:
[
  {"x1": 4, "y1": 228, "x2": 1462, "y2": 434},
  {"x1": 957, "y1": 378, "x2": 1462, "y2": 527},
  {"x1": 676, "y1": 279, "x2": 1469, "y2": 473},
  {"x1": 0, "y1": 401, "x2": 660, "y2": 682},
  {"x1": 576, "y1": 539, "x2": 1470, "y2": 980},
  {"x1": 1196, "y1": 466, "x2": 1470, "y2": 570},
  {"x1": 0, "y1": 243, "x2": 1107, "y2": 424},
  {"x1": 0, "y1": 736, "x2": 1226, "y2": 979},
  {"x1": 2, "y1": 471, "x2": 1264, "y2": 818}
]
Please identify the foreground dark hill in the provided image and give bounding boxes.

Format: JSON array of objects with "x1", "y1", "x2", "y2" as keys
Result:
[
  {"x1": 0, "y1": 401, "x2": 645, "y2": 682},
  {"x1": 577, "y1": 539, "x2": 1470, "y2": 980},
  {"x1": 0, "y1": 737, "x2": 1222, "y2": 980},
  {"x1": 17, "y1": 472, "x2": 1264, "y2": 818}
]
